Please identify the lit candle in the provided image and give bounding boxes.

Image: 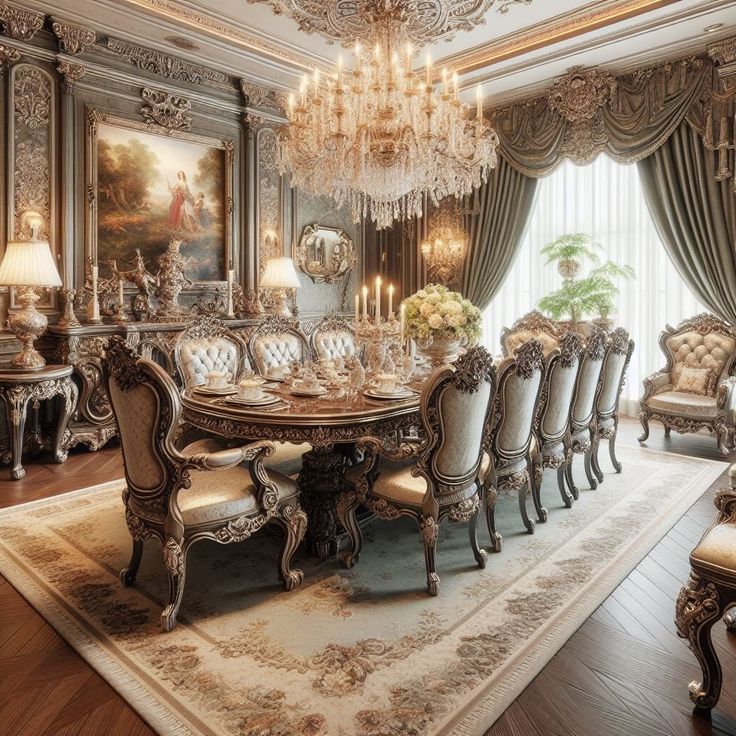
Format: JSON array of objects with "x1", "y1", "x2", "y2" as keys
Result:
[
  {"x1": 406, "y1": 42, "x2": 413, "y2": 71},
  {"x1": 388, "y1": 284, "x2": 394, "y2": 317},
  {"x1": 362, "y1": 285, "x2": 368, "y2": 320},
  {"x1": 226, "y1": 268, "x2": 235, "y2": 317},
  {"x1": 476, "y1": 85, "x2": 483, "y2": 118},
  {"x1": 425, "y1": 52, "x2": 432, "y2": 88},
  {"x1": 375, "y1": 276, "x2": 382, "y2": 326},
  {"x1": 400, "y1": 303, "x2": 406, "y2": 350},
  {"x1": 453, "y1": 72, "x2": 460, "y2": 100},
  {"x1": 442, "y1": 68, "x2": 448, "y2": 95},
  {"x1": 337, "y1": 54, "x2": 343, "y2": 90},
  {"x1": 354, "y1": 293, "x2": 359, "y2": 324},
  {"x1": 354, "y1": 41, "x2": 361, "y2": 73}
]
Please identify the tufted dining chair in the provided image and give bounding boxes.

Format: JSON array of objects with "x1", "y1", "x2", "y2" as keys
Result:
[
  {"x1": 485, "y1": 338, "x2": 546, "y2": 541},
  {"x1": 531, "y1": 331, "x2": 583, "y2": 510},
  {"x1": 174, "y1": 315, "x2": 250, "y2": 388},
  {"x1": 568, "y1": 328, "x2": 608, "y2": 495},
  {"x1": 591, "y1": 327, "x2": 634, "y2": 484},
  {"x1": 501, "y1": 310, "x2": 562, "y2": 359},
  {"x1": 676, "y1": 464, "x2": 736, "y2": 712},
  {"x1": 310, "y1": 314, "x2": 357, "y2": 361},
  {"x1": 248, "y1": 315, "x2": 310, "y2": 379},
  {"x1": 338, "y1": 347, "x2": 497, "y2": 596},
  {"x1": 639, "y1": 314, "x2": 736, "y2": 456},
  {"x1": 103, "y1": 337, "x2": 306, "y2": 631}
]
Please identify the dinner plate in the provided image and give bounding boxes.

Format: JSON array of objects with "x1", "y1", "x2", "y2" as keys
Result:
[
  {"x1": 290, "y1": 386, "x2": 327, "y2": 397},
  {"x1": 363, "y1": 387, "x2": 415, "y2": 400},
  {"x1": 223, "y1": 394, "x2": 281, "y2": 407},
  {"x1": 193, "y1": 385, "x2": 238, "y2": 396}
]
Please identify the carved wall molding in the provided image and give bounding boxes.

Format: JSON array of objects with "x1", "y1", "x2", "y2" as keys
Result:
[
  {"x1": 240, "y1": 78, "x2": 286, "y2": 112},
  {"x1": 106, "y1": 37, "x2": 233, "y2": 91},
  {"x1": 56, "y1": 61, "x2": 86, "y2": 93},
  {"x1": 247, "y1": 0, "x2": 532, "y2": 46},
  {"x1": 0, "y1": 3, "x2": 43, "y2": 41},
  {"x1": 141, "y1": 87, "x2": 192, "y2": 131},
  {"x1": 0, "y1": 42, "x2": 19, "y2": 75},
  {"x1": 51, "y1": 18, "x2": 96, "y2": 56},
  {"x1": 257, "y1": 127, "x2": 282, "y2": 279}
]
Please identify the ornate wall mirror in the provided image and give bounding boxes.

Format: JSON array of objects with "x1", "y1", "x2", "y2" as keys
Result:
[{"x1": 295, "y1": 223, "x2": 356, "y2": 284}]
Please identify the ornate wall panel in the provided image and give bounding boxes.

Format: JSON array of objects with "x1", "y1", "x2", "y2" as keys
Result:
[{"x1": 256, "y1": 126, "x2": 282, "y2": 277}]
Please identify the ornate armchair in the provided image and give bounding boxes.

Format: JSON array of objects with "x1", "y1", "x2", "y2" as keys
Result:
[
  {"x1": 568, "y1": 328, "x2": 608, "y2": 495},
  {"x1": 639, "y1": 314, "x2": 736, "y2": 456},
  {"x1": 103, "y1": 337, "x2": 306, "y2": 631},
  {"x1": 501, "y1": 310, "x2": 562, "y2": 359},
  {"x1": 338, "y1": 347, "x2": 497, "y2": 596},
  {"x1": 676, "y1": 464, "x2": 736, "y2": 711},
  {"x1": 309, "y1": 314, "x2": 357, "y2": 361},
  {"x1": 248, "y1": 315, "x2": 310, "y2": 378},
  {"x1": 486, "y1": 338, "x2": 546, "y2": 538},
  {"x1": 531, "y1": 331, "x2": 584, "y2": 509},
  {"x1": 592, "y1": 327, "x2": 634, "y2": 484},
  {"x1": 174, "y1": 315, "x2": 250, "y2": 388}
]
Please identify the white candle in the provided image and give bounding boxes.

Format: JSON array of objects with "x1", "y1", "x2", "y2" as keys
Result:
[
  {"x1": 337, "y1": 55, "x2": 343, "y2": 90},
  {"x1": 375, "y1": 276, "x2": 382, "y2": 326},
  {"x1": 476, "y1": 85, "x2": 483, "y2": 118},
  {"x1": 453, "y1": 71, "x2": 459, "y2": 100},
  {"x1": 354, "y1": 293, "x2": 359, "y2": 324},
  {"x1": 388, "y1": 284, "x2": 394, "y2": 317},
  {"x1": 442, "y1": 68, "x2": 448, "y2": 95},
  {"x1": 362, "y1": 285, "x2": 368, "y2": 320},
  {"x1": 118, "y1": 278, "x2": 124, "y2": 308},
  {"x1": 354, "y1": 41, "x2": 361, "y2": 73},
  {"x1": 400, "y1": 303, "x2": 406, "y2": 350},
  {"x1": 425, "y1": 52, "x2": 432, "y2": 89}
]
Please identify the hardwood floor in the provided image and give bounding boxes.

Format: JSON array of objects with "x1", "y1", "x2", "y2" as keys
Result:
[{"x1": 1, "y1": 422, "x2": 735, "y2": 736}]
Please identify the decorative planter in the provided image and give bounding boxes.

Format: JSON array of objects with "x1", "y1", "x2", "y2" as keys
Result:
[
  {"x1": 557, "y1": 258, "x2": 581, "y2": 280},
  {"x1": 418, "y1": 335, "x2": 464, "y2": 368}
]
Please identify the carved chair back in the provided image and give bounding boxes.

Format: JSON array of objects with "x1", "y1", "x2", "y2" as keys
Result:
[
  {"x1": 537, "y1": 331, "x2": 583, "y2": 445},
  {"x1": 310, "y1": 315, "x2": 357, "y2": 361},
  {"x1": 490, "y1": 338, "x2": 546, "y2": 469},
  {"x1": 103, "y1": 337, "x2": 182, "y2": 507},
  {"x1": 596, "y1": 327, "x2": 635, "y2": 422},
  {"x1": 394, "y1": 347, "x2": 497, "y2": 508},
  {"x1": 248, "y1": 315, "x2": 310, "y2": 377},
  {"x1": 660, "y1": 314, "x2": 736, "y2": 394},
  {"x1": 501, "y1": 311, "x2": 561, "y2": 359},
  {"x1": 174, "y1": 315, "x2": 250, "y2": 388},
  {"x1": 570, "y1": 328, "x2": 607, "y2": 434}
]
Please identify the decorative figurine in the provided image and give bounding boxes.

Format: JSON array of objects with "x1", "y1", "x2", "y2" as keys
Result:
[
  {"x1": 153, "y1": 238, "x2": 192, "y2": 321},
  {"x1": 58, "y1": 288, "x2": 81, "y2": 328}
]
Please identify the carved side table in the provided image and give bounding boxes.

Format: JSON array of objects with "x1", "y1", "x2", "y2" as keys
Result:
[{"x1": 0, "y1": 365, "x2": 78, "y2": 480}]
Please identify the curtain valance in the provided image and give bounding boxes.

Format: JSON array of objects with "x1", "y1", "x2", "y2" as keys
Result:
[{"x1": 491, "y1": 52, "x2": 735, "y2": 193}]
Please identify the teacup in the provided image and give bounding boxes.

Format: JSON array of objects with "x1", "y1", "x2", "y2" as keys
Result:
[
  {"x1": 376, "y1": 372, "x2": 399, "y2": 394},
  {"x1": 238, "y1": 377, "x2": 265, "y2": 402},
  {"x1": 207, "y1": 370, "x2": 228, "y2": 388}
]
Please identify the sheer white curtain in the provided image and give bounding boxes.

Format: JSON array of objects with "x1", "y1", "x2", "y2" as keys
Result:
[{"x1": 481, "y1": 155, "x2": 704, "y2": 416}]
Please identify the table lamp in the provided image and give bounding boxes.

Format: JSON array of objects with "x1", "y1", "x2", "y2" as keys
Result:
[
  {"x1": 259, "y1": 257, "x2": 301, "y2": 317},
  {"x1": 0, "y1": 239, "x2": 62, "y2": 369}
]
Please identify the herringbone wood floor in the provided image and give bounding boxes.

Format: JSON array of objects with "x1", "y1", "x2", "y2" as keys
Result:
[{"x1": 1, "y1": 420, "x2": 735, "y2": 736}]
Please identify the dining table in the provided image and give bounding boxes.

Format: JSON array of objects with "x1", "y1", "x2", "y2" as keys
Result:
[{"x1": 181, "y1": 382, "x2": 422, "y2": 558}]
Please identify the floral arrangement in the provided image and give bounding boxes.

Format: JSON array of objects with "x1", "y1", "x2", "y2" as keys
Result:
[{"x1": 402, "y1": 284, "x2": 481, "y2": 344}]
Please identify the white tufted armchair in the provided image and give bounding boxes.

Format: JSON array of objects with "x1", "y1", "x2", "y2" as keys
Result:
[
  {"x1": 248, "y1": 315, "x2": 310, "y2": 378},
  {"x1": 103, "y1": 337, "x2": 306, "y2": 632},
  {"x1": 501, "y1": 310, "x2": 562, "y2": 359},
  {"x1": 174, "y1": 315, "x2": 250, "y2": 389},
  {"x1": 310, "y1": 314, "x2": 357, "y2": 361},
  {"x1": 639, "y1": 314, "x2": 736, "y2": 456}
]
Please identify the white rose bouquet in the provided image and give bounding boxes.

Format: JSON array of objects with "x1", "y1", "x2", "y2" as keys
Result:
[{"x1": 402, "y1": 284, "x2": 481, "y2": 345}]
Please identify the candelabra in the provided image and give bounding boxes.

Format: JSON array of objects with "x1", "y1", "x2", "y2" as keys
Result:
[{"x1": 355, "y1": 316, "x2": 402, "y2": 375}]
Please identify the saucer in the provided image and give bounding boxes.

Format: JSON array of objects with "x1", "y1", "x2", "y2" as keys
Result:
[
  {"x1": 290, "y1": 386, "x2": 327, "y2": 397},
  {"x1": 194, "y1": 385, "x2": 238, "y2": 396},
  {"x1": 364, "y1": 387, "x2": 414, "y2": 400},
  {"x1": 224, "y1": 394, "x2": 281, "y2": 407}
]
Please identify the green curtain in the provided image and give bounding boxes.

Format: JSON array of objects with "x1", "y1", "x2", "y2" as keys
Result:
[
  {"x1": 461, "y1": 156, "x2": 538, "y2": 310},
  {"x1": 638, "y1": 122, "x2": 736, "y2": 324}
]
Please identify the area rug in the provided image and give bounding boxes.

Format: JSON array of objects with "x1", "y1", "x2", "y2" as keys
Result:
[{"x1": 0, "y1": 446, "x2": 726, "y2": 736}]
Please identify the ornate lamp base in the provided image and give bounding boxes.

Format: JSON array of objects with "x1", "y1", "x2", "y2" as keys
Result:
[
  {"x1": 7, "y1": 289, "x2": 48, "y2": 370},
  {"x1": 266, "y1": 288, "x2": 293, "y2": 318}
]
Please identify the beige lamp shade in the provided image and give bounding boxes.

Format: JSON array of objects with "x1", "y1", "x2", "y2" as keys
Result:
[
  {"x1": 260, "y1": 257, "x2": 301, "y2": 289},
  {"x1": 0, "y1": 240, "x2": 62, "y2": 287}
]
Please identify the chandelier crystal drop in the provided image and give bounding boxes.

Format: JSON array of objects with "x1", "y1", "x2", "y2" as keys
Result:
[{"x1": 279, "y1": 18, "x2": 500, "y2": 229}]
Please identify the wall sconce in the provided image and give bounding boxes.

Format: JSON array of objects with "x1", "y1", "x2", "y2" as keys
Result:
[{"x1": 421, "y1": 199, "x2": 467, "y2": 287}]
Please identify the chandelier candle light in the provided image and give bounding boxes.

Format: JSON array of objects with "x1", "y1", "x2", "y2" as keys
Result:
[{"x1": 279, "y1": 11, "x2": 499, "y2": 229}]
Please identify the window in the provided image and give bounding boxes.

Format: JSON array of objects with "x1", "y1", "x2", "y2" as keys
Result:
[{"x1": 481, "y1": 155, "x2": 704, "y2": 415}]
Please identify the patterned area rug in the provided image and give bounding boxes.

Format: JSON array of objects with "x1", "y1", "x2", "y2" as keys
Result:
[{"x1": 0, "y1": 446, "x2": 725, "y2": 736}]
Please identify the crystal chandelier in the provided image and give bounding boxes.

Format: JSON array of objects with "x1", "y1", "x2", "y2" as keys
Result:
[{"x1": 279, "y1": 5, "x2": 499, "y2": 229}]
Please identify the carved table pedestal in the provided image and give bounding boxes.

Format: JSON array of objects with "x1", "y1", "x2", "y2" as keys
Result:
[{"x1": 0, "y1": 365, "x2": 78, "y2": 480}]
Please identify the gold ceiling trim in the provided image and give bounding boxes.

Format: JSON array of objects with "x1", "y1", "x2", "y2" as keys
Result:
[{"x1": 447, "y1": 0, "x2": 680, "y2": 74}]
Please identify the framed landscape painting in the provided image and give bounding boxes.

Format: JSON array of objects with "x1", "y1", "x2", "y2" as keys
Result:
[{"x1": 86, "y1": 111, "x2": 233, "y2": 283}]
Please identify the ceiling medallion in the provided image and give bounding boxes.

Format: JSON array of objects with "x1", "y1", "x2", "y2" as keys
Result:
[
  {"x1": 248, "y1": 0, "x2": 532, "y2": 47},
  {"x1": 279, "y1": 4, "x2": 500, "y2": 228}
]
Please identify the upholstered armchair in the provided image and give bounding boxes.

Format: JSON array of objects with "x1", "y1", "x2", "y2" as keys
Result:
[
  {"x1": 639, "y1": 314, "x2": 736, "y2": 456},
  {"x1": 531, "y1": 331, "x2": 584, "y2": 509},
  {"x1": 486, "y1": 338, "x2": 546, "y2": 538},
  {"x1": 501, "y1": 310, "x2": 562, "y2": 359},
  {"x1": 248, "y1": 315, "x2": 310, "y2": 378},
  {"x1": 568, "y1": 328, "x2": 608, "y2": 495},
  {"x1": 310, "y1": 314, "x2": 357, "y2": 361},
  {"x1": 676, "y1": 464, "x2": 736, "y2": 711},
  {"x1": 103, "y1": 337, "x2": 306, "y2": 631},
  {"x1": 591, "y1": 327, "x2": 634, "y2": 484},
  {"x1": 174, "y1": 315, "x2": 251, "y2": 388},
  {"x1": 338, "y1": 347, "x2": 497, "y2": 596}
]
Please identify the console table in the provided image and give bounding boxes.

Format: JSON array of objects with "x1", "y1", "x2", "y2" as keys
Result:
[{"x1": 0, "y1": 365, "x2": 78, "y2": 480}]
